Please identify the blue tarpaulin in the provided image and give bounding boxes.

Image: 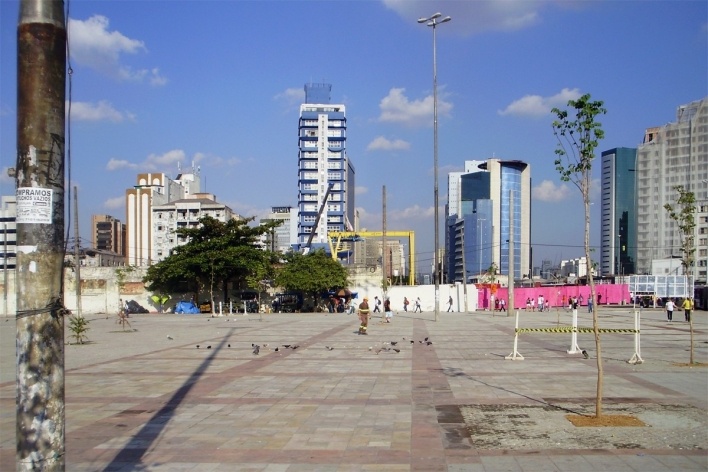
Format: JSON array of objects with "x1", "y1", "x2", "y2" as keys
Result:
[{"x1": 174, "y1": 300, "x2": 200, "y2": 314}]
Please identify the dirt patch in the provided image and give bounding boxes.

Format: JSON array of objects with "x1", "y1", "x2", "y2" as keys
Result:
[
  {"x1": 450, "y1": 403, "x2": 707, "y2": 450},
  {"x1": 672, "y1": 362, "x2": 708, "y2": 368},
  {"x1": 566, "y1": 414, "x2": 645, "y2": 427}
]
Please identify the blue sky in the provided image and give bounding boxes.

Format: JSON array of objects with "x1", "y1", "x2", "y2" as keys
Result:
[{"x1": 1, "y1": 0, "x2": 706, "y2": 273}]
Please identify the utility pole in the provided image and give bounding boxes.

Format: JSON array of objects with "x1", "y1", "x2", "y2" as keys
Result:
[
  {"x1": 74, "y1": 187, "x2": 82, "y2": 317},
  {"x1": 16, "y1": 0, "x2": 67, "y2": 470},
  {"x1": 382, "y1": 186, "x2": 387, "y2": 296},
  {"x1": 460, "y1": 224, "x2": 468, "y2": 312}
]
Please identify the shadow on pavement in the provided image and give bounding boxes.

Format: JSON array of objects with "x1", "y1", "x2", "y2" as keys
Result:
[{"x1": 103, "y1": 328, "x2": 236, "y2": 471}]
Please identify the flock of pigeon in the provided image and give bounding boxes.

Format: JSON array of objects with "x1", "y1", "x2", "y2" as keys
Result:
[{"x1": 175, "y1": 335, "x2": 434, "y2": 356}]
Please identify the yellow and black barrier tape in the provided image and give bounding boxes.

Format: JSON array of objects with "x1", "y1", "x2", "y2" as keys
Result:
[{"x1": 516, "y1": 327, "x2": 638, "y2": 334}]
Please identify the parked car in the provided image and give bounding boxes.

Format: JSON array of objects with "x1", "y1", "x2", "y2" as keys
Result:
[{"x1": 272, "y1": 293, "x2": 303, "y2": 313}]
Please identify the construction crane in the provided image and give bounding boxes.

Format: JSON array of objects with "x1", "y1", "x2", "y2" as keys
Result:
[
  {"x1": 328, "y1": 231, "x2": 416, "y2": 285},
  {"x1": 304, "y1": 182, "x2": 334, "y2": 252}
]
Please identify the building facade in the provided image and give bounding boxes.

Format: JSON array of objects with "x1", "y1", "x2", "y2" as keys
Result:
[
  {"x1": 635, "y1": 98, "x2": 708, "y2": 283},
  {"x1": 297, "y1": 83, "x2": 354, "y2": 249},
  {"x1": 446, "y1": 159, "x2": 531, "y2": 283},
  {"x1": 260, "y1": 206, "x2": 297, "y2": 253},
  {"x1": 600, "y1": 147, "x2": 637, "y2": 277},
  {"x1": 92, "y1": 214, "x2": 126, "y2": 256},
  {"x1": 125, "y1": 167, "x2": 201, "y2": 266},
  {"x1": 151, "y1": 193, "x2": 238, "y2": 263}
]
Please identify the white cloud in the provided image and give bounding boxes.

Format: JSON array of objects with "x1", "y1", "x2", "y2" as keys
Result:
[
  {"x1": 378, "y1": 88, "x2": 452, "y2": 127},
  {"x1": 393, "y1": 204, "x2": 435, "y2": 221},
  {"x1": 104, "y1": 196, "x2": 124, "y2": 209},
  {"x1": 532, "y1": 180, "x2": 572, "y2": 202},
  {"x1": 194, "y1": 152, "x2": 241, "y2": 167},
  {"x1": 145, "y1": 149, "x2": 186, "y2": 169},
  {"x1": 274, "y1": 87, "x2": 306, "y2": 110},
  {"x1": 68, "y1": 15, "x2": 166, "y2": 84},
  {"x1": 355, "y1": 186, "x2": 368, "y2": 196},
  {"x1": 498, "y1": 88, "x2": 582, "y2": 117},
  {"x1": 148, "y1": 68, "x2": 168, "y2": 87},
  {"x1": 382, "y1": 0, "x2": 563, "y2": 35},
  {"x1": 106, "y1": 149, "x2": 240, "y2": 173},
  {"x1": 106, "y1": 158, "x2": 138, "y2": 171},
  {"x1": 366, "y1": 136, "x2": 411, "y2": 151},
  {"x1": 70, "y1": 100, "x2": 130, "y2": 122}
]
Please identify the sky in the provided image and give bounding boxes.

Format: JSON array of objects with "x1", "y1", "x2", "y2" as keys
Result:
[{"x1": 1, "y1": 0, "x2": 707, "y2": 274}]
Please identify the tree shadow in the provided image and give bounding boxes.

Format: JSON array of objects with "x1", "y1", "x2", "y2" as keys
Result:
[
  {"x1": 441, "y1": 366, "x2": 584, "y2": 415},
  {"x1": 103, "y1": 328, "x2": 236, "y2": 471}
]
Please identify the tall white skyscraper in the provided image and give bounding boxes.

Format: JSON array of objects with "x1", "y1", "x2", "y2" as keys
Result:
[
  {"x1": 297, "y1": 83, "x2": 354, "y2": 249},
  {"x1": 635, "y1": 98, "x2": 708, "y2": 282}
]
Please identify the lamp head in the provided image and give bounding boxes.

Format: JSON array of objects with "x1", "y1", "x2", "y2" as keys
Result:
[{"x1": 418, "y1": 12, "x2": 442, "y2": 23}]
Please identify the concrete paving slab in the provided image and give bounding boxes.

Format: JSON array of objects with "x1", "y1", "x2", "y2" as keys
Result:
[{"x1": 1, "y1": 307, "x2": 707, "y2": 470}]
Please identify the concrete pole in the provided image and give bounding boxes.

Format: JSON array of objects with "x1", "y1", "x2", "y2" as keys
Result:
[
  {"x1": 382, "y1": 186, "x2": 387, "y2": 296},
  {"x1": 16, "y1": 1, "x2": 67, "y2": 470}
]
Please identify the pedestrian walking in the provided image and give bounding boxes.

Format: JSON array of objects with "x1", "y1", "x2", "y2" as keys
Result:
[
  {"x1": 403, "y1": 297, "x2": 409, "y2": 312},
  {"x1": 500, "y1": 299, "x2": 506, "y2": 312},
  {"x1": 447, "y1": 296, "x2": 454, "y2": 312},
  {"x1": 373, "y1": 296, "x2": 381, "y2": 313},
  {"x1": 413, "y1": 297, "x2": 422, "y2": 313},
  {"x1": 384, "y1": 298, "x2": 393, "y2": 323},
  {"x1": 682, "y1": 297, "x2": 694, "y2": 322},
  {"x1": 665, "y1": 298, "x2": 675, "y2": 322},
  {"x1": 358, "y1": 298, "x2": 371, "y2": 335}
]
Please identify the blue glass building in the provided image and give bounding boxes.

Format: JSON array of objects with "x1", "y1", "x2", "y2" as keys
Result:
[
  {"x1": 600, "y1": 147, "x2": 637, "y2": 276},
  {"x1": 447, "y1": 159, "x2": 531, "y2": 283}
]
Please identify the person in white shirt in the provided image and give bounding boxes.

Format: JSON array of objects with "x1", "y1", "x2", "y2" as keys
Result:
[{"x1": 665, "y1": 299, "x2": 675, "y2": 322}]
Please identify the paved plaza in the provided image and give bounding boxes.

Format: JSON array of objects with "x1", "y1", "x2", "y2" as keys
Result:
[{"x1": 1, "y1": 306, "x2": 707, "y2": 471}]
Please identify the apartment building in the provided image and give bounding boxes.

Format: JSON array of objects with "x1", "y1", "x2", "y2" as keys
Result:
[
  {"x1": 297, "y1": 83, "x2": 355, "y2": 250},
  {"x1": 635, "y1": 98, "x2": 708, "y2": 282}
]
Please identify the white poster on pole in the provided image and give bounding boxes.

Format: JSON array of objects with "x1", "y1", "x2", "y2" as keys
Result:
[{"x1": 16, "y1": 187, "x2": 53, "y2": 224}]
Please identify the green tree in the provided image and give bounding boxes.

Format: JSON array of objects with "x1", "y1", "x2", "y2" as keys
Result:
[
  {"x1": 143, "y1": 216, "x2": 280, "y2": 310},
  {"x1": 552, "y1": 93, "x2": 607, "y2": 418},
  {"x1": 664, "y1": 185, "x2": 697, "y2": 364},
  {"x1": 482, "y1": 262, "x2": 498, "y2": 284},
  {"x1": 664, "y1": 185, "x2": 697, "y2": 276},
  {"x1": 275, "y1": 249, "x2": 349, "y2": 310}
]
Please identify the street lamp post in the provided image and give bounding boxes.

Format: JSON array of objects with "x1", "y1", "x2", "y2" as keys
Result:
[
  {"x1": 478, "y1": 218, "x2": 486, "y2": 278},
  {"x1": 418, "y1": 12, "x2": 451, "y2": 322}
]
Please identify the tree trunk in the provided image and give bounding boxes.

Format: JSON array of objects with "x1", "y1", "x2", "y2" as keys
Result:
[{"x1": 584, "y1": 171, "x2": 603, "y2": 418}]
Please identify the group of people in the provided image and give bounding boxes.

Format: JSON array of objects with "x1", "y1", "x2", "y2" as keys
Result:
[
  {"x1": 664, "y1": 297, "x2": 694, "y2": 322},
  {"x1": 524, "y1": 295, "x2": 550, "y2": 312},
  {"x1": 402, "y1": 296, "x2": 422, "y2": 313}
]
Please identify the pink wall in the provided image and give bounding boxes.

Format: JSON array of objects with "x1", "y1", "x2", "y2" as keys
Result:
[{"x1": 478, "y1": 285, "x2": 630, "y2": 310}]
